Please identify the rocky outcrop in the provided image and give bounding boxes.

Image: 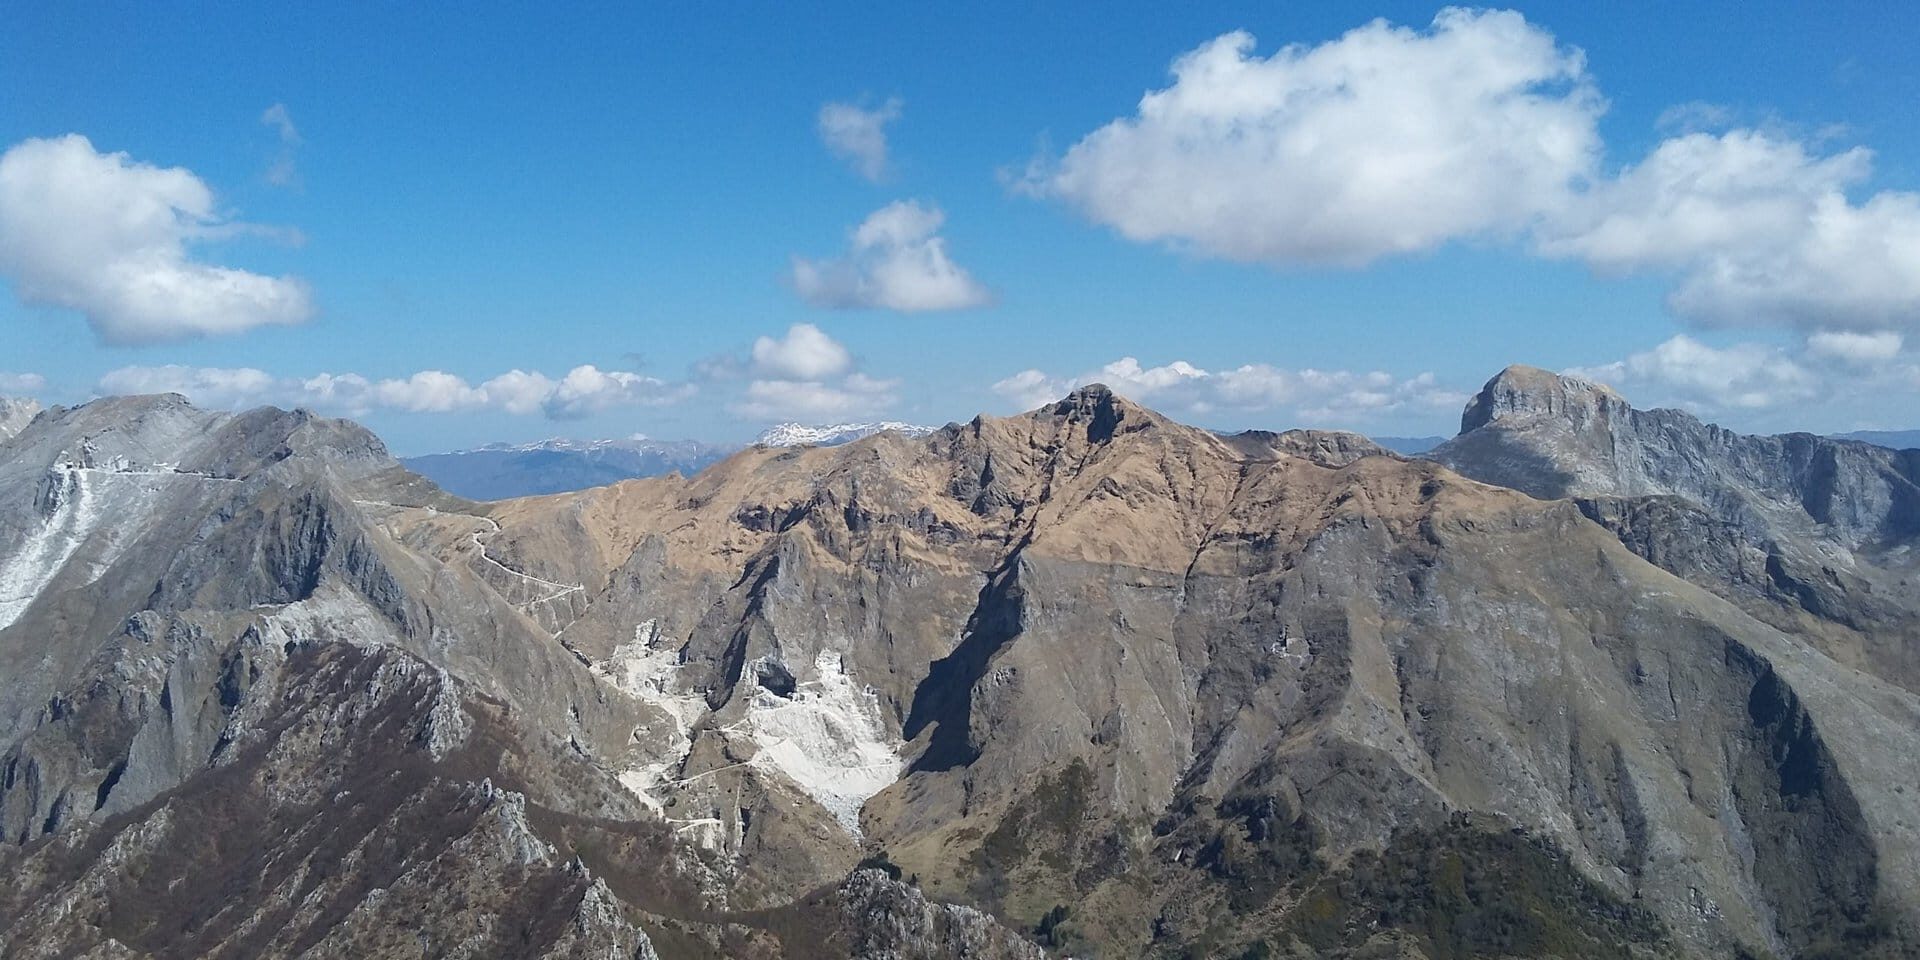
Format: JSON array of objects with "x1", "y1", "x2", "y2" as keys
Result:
[
  {"x1": 1223, "y1": 427, "x2": 1399, "y2": 466},
  {"x1": 835, "y1": 870, "x2": 1047, "y2": 960},
  {"x1": 1436, "y1": 365, "x2": 1920, "y2": 547}
]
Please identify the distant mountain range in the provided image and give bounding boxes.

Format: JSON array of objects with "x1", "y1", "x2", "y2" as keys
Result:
[
  {"x1": 751, "y1": 420, "x2": 937, "y2": 447},
  {"x1": 402, "y1": 422, "x2": 937, "y2": 500},
  {"x1": 1836, "y1": 428, "x2": 1920, "y2": 450},
  {"x1": 401, "y1": 436, "x2": 731, "y2": 500},
  {"x1": 1367, "y1": 434, "x2": 1447, "y2": 455}
]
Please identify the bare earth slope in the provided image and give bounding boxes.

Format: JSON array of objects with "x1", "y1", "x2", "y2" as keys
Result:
[{"x1": 2, "y1": 384, "x2": 1917, "y2": 958}]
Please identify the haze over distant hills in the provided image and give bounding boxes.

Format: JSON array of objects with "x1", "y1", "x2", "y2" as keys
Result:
[
  {"x1": 401, "y1": 436, "x2": 733, "y2": 500},
  {"x1": 402, "y1": 422, "x2": 937, "y2": 500},
  {"x1": 1367, "y1": 434, "x2": 1447, "y2": 455},
  {"x1": 1837, "y1": 429, "x2": 1920, "y2": 451}
]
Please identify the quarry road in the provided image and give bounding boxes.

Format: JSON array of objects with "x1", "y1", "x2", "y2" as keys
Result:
[{"x1": 352, "y1": 498, "x2": 587, "y2": 614}]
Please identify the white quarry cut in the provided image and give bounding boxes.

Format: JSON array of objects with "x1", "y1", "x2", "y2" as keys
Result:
[
  {"x1": 741, "y1": 650, "x2": 905, "y2": 836},
  {"x1": 0, "y1": 465, "x2": 97, "y2": 631},
  {"x1": 0, "y1": 450, "x2": 259, "y2": 632},
  {"x1": 598, "y1": 621, "x2": 705, "y2": 816},
  {"x1": 595, "y1": 624, "x2": 904, "y2": 839}
]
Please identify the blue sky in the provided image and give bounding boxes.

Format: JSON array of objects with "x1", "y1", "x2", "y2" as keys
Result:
[{"x1": 3, "y1": 2, "x2": 1919, "y2": 453}]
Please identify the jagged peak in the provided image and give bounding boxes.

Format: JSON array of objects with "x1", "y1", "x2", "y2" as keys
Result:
[
  {"x1": 1042, "y1": 382, "x2": 1159, "y2": 444},
  {"x1": 1459, "y1": 364, "x2": 1628, "y2": 434}
]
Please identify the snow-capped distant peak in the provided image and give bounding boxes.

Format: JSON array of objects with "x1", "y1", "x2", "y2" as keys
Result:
[
  {"x1": 753, "y1": 421, "x2": 935, "y2": 448},
  {"x1": 464, "y1": 436, "x2": 648, "y2": 454}
]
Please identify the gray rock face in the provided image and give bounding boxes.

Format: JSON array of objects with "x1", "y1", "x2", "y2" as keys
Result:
[
  {"x1": 1434, "y1": 365, "x2": 1920, "y2": 691},
  {"x1": 3, "y1": 384, "x2": 1918, "y2": 959},
  {"x1": 0, "y1": 395, "x2": 1041, "y2": 959},
  {"x1": 1436, "y1": 365, "x2": 1920, "y2": 548},
  {"x1": 835, "y1": 870, "x2": 1047, "y2": 960}
]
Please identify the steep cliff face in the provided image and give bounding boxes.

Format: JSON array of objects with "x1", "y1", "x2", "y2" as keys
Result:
[
  {"x1": 3, "y1": 386, "x2": 1917, "y2": 959},
  {"x1": 1434, "y1": 366, "x2": 1920, "y2": 694},
  {"x1": 1437, "y1": 365, "x2": 1920, "y2": 548}
]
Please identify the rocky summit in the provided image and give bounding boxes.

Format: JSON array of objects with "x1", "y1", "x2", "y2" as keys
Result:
[{"x1": 2, "y1": 376, "x2": 1918, "y2": 959}]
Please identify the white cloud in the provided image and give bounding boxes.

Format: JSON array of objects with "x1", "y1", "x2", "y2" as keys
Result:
[
  {"x1": 1654, "y1": 100, "x2": 1734, "y2": 134},
  {"x1": 97, "y1": 363, "x2": 692, "y2": 420},
  {"x1": 1568, "y1": 329, "x2": 1920, "y2": 420},
  {"x1": 993, "y1": 356, "x2": 1463, "y2": 424},
  {"x1": 260, "y1": 103, "x2": 302, "y2": 186},
  {"x1": 1095, "y1": 357, "x2": 1210, "y2": 396},
  {"x1": 0, "y1": 134, "x2": 314, "y2": 344},
  {"x1": 1023, "y1": 9, "x2": 1602, "y2": 266},
  {"x1": 1808, "y1": 329, "x2": 1903, "y2": 364},
  {"x1": 1540, "y1": 131, "x2": 1920, "y2": 331},
  {"x1": 543, "y1": 364, "x2": 691, "y2": 418},
  {"x1": 1, "y1": 372, "x2": 48, "y2": 395},
  {"x1": 466, "y1": 369, "x2": 557, "y2": 415},
  {"x1": 725, "y1": 323, "x2": 898, "y2": 422},
  {"x1": 732, "y1": 376, "x2": 896, "y2": 422},
  {"x1": 304, "y1": 370, "x2": 487, "y2": 414},
  {"x1": 751, "y1": 322, "x2": 854, "y2": 380},
  {"x1": 1567, "y1": 335, "x2": 1819, "y2": 411},
  {"x1": 818, "y1": 97, "x2": 903, "y2": 181},
  {"x1": 991, "y1": 369, "x2": 1074, "y2": 409},
  {"x1": 98, "y1": 365, "x2": 284, "y2": 409},
  {"x1": 1025, "y1": 10, "x2": 1920, "y2": 334},
  {"x1": 261, "y1": 103, "x2": 300, "y2": 144},
  {"x1": 791, "y1": 200, "x2": 991, "y2": 312}
]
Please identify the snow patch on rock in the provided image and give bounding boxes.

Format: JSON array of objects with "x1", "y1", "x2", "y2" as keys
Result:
[
  {"x1": 754, "y1": 421, "x2": 934, "y2": 448},
  {"x1": 744, "y1": 650, "x2": 904, "y2": 836}
]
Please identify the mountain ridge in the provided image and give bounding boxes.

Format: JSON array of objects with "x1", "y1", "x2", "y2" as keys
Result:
[{"x1": 2, "y1": 378, "x2": 1916, "y2": 957}]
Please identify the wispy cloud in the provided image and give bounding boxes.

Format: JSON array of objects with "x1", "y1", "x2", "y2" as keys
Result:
[
  {"x1": 0, "y1": 371, "x2": 46, "y2": 395},
  {"x1": 818, "y1": 96, "x2": 903, "y2": 181},
  {"x1": 260, "y1": 102, "x2": 302, "y2": 186}
]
